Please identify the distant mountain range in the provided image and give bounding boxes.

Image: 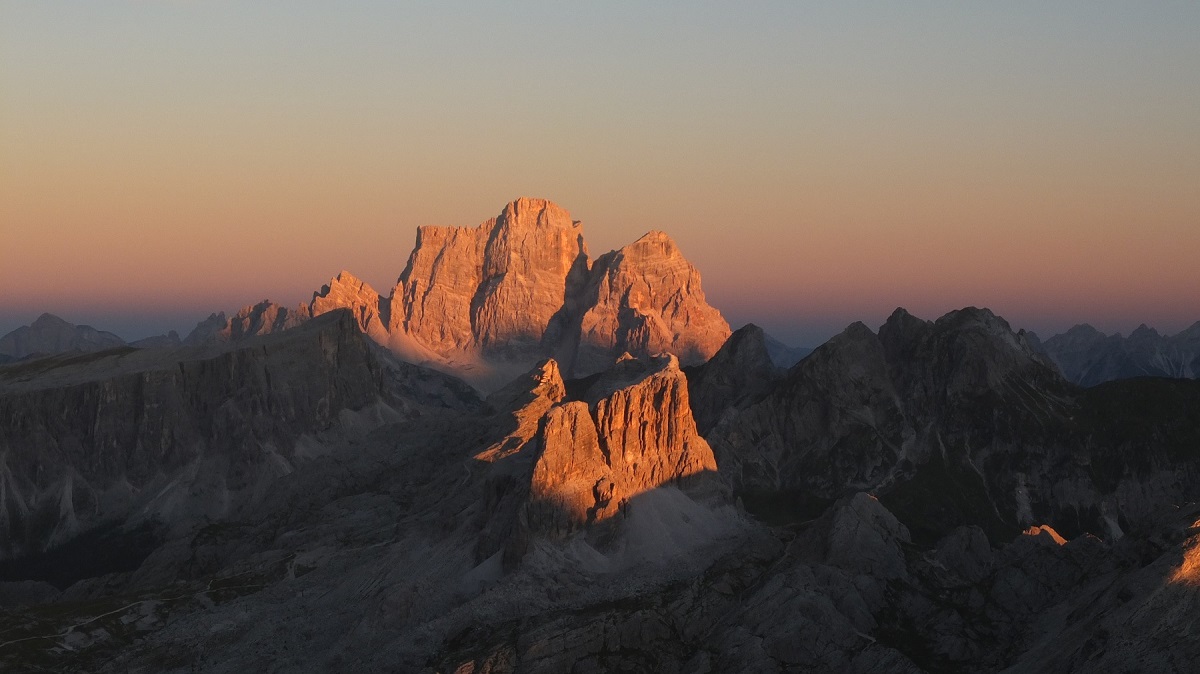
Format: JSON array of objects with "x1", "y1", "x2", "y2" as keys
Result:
[
  {"x1": 2, "y1": 198, "x2": 1198, "y2": 671},
  {"x1": 0, "y1": 313, "x2": 126, "y2": 360},
  {"x1": 6, "y1": 310, "x2": 1195, "y2": 390},
  {"x1": 1035, "y1": 322, "x2": 1200, "y2": 386},
  {"x1": 2, "y1": 198, "x2": 734, "y2": 391}
]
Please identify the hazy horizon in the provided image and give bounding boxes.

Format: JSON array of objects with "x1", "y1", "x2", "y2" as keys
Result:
[
  {"x1": 1, "y1": 233, "x2": 1196, "y2": 349},
  {"x1": 4, "y1": 3, "x2": 1198, "y2": 347}
]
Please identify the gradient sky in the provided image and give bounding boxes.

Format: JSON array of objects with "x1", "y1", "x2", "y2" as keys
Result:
[{"x1": 2, "y1": 2, "x2": 1198, "y2": 346}]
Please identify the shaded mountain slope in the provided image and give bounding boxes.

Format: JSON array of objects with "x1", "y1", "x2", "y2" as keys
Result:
[{"x1": 703, "y1": 307, "x2": 1200, "y2": 546}]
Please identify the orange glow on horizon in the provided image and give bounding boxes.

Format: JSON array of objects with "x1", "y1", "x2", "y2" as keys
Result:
[{"x1": 3, "y1": 3, "x2": 1198, "y2": 343}]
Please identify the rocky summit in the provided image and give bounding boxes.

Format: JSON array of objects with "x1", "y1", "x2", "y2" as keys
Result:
[
  {"x1": 0, "y1": 313, "x2": 125, "y2": 360},
  {"x1": 3, "y1": 207, "x2": 1200, "y2": 673},
  {"x1": 385, "y1": 198, "x2": 730, "y2": 385},
  {"x1": 170, "y1": 198, "x2": 731, "y2": 391}
]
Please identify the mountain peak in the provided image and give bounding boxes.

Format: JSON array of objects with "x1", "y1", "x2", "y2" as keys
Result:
[
  {"x1": 500, "y1": 197, "x2": 578, "y2": 228},
  {"x1": 727, "y1": 323, "x2": 766, "y2": 346},
  {"x1": 634, "y1": 229, "x2": 673, "y2": 243},
  {"x1": 32, "y1": 313, "x2": 70, "y2": 328},
  {"x1": 882, "y1": 307, "x2": 931, "y2": 336},
  {"x1": 333, "y1": 269, "x2": 365, "y2": 284},
  {"x1": 936, "y1": 306, "x2": 1005, "y2": 329},
  {"x1": 626, "y1": 230, "x2": 680, "y2": 255},
  {"x1": 384, "y1": 200, "x2": 728, "y2": 385},
  {"x1": 842, "y1": 321, "x2": 878, "y2": 340},
  {"x1": 1130, "y1": 323, "x2": 1160, "y2": 339},
  {"x1": 1, "y1": 313, "x2": 125, "y2": 359}
]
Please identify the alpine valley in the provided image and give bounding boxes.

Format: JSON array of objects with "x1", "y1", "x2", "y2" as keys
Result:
[{"x1": 2, "y1": 199, "x2": 1199, "y2": 673}]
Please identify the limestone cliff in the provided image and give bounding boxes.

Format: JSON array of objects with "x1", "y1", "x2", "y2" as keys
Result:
[
  {"x1": 525, "y1": 353, "x2": 719, "y2": 537},
  {"x1": 385, "y1": 198, "x2": 591, "y2": 363},
  {"x1": 311, "y1": 271, "x2": 389, "y2": 343},
  {"x1": 167, "y1": 198, "x2": 727, "y2": 388},
  {"x1": 178, "y1": 199, "x2": 728, "y2": 388},
  {"x1": 389, "y1": 223, "x2": 489, "y2": 354},
  {"x1": 572, "y1": 231, "x2": 731, "y2": 375},
  {"x1": 469, "y1": 198, "x2": 590, "y2": 358}
]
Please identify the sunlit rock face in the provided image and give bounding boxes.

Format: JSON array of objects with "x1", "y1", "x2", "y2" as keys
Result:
[
  {"x1": 572, "y1": 231, "x2": 731, "y2": 376},
  {"x1": 527, "y1": 354, "x2": 718, "y2": 536},
  {"x1": 182, "y1": 300, "x2": 310, "y2": 345},
  {"x1": 178, "y1": 198, "x2": 729, "y2": 388},
  {"x1": 310, "y1": 271, "x2": 389, "y2": 343},
  {"x1": 466, "y1": 353, "x2": 722, "y2": 553},
  {"x1": 299, "y1": 197, "x2": 729, "y2": 386},
  {"x1": 389, "y1": 197, "x2": 590, "y2": 362},
  {"x1": 1023, "y1": 524, "x2": 1067, "y2": 545},
  {"x1": 388, "y1": 221, "x2": 488, "y2": 354},
  {"x1": 471, "y1": 199, "x2": 591, "y2": 358}
]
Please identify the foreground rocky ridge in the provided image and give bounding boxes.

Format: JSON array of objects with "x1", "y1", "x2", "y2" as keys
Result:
[
  {"x1": 0, "y1": 332, "x2": 751, "y2": 672},
  {"x1": 2, "y1": 303, "x2": 1199, "y2": 671},
  {"x1": 0, "y1": 310, "x2": 480, "y2": 561}
]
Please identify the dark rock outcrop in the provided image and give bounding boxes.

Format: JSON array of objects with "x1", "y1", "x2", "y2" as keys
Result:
[
  {"x1": 0, "y1": 310, "x2": 479, "y2": 560},
  {"x1": 708, "y1": 306, "x2": 1200, "y2": 546},
  {"x1": 686, "y1": 324, "x2": 780, "y2": 435}
]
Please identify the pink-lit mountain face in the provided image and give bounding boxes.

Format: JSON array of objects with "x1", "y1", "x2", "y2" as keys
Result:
[{"x1": 181, "y1": 197, "x2": 732, "y2": 390}]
